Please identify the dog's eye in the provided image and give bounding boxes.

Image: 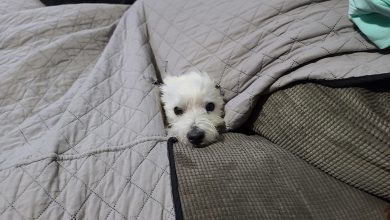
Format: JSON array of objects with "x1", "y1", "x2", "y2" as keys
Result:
[
  {"x1": 174, "y1": 107, "x2": 183, "y2": 115},
  {"x1": 205, "y1": 102, "x2": 215, "y2": 112}
]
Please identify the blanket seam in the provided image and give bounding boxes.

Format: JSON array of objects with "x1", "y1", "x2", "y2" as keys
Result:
[{"x1": 0, "y1": 136, "x2": 168, "y2": 172}]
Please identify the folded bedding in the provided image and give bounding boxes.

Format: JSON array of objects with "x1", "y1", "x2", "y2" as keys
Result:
[
  {"x1": 0, "y1": 0, "x2": 389, "y2": 219},
  {"x1": 0, "y1": 3, "x2": 176, "y2": 220},
  {"x1": 349, "y1": 0, "x2": 390, "y2": 49}
]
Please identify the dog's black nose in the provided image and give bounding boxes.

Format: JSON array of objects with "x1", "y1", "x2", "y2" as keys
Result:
[{"x1": 187, "y1": 127, "x2": 205, "y2": 145}]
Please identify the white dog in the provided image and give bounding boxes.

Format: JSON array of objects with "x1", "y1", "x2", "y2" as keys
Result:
[{"x1": 160, "y1": 71, "x2": 225, "y2": 147}]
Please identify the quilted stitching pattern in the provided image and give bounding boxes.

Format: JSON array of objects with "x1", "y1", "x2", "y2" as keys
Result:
[
  {"x1": 0, "y1": 141, "x2": 174, "y2": 219},
  {"x1": 0, "y1": 2, "x2": 174, "y2": 219},
  {"x1": 143, "y1": 0, "x2": 390, "y2": 129}
]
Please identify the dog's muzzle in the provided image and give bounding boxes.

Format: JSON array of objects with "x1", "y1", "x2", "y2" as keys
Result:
[{"x1": 186, "y1": 127, "x2": 205, "y2": 146}]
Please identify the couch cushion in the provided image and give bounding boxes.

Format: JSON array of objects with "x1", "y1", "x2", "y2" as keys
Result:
[
  {"x1": 169, "y1": 133, "x2": 388, "y2": 220},
  {"x1": 249, "y1": 82, "x2": 390, "y2": 200}
]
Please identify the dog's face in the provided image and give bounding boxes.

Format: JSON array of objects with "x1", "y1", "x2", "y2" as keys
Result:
[{"x1": 160, "y1": 71, "x2": 225, "y2": 147}]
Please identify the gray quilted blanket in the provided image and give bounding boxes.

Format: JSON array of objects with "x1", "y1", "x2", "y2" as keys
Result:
[
  {"x1": 0, "y1": 1, "x2": 174, "y2": 219},
  {"x1": 1, "y1": 0, "x2": 389, "y2": 219}
]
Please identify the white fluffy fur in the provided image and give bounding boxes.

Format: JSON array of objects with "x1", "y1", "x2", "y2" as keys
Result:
[{"x1": 160, "y1": 71, "x2": 225, "y2": 146}]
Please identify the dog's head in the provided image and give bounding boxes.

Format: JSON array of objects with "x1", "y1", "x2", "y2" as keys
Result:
[{"x1": 160, "y1": 71, "x2": 225, "y2": 147}]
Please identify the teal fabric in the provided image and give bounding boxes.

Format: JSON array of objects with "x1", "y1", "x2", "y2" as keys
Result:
[{"x1": 349, "y1": 0, "x2": 390, "y2": 49}]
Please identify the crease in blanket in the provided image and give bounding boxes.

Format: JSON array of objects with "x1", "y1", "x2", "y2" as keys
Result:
[{"x1": 0, "y1": 136, "x2": 168, "y2": 172}]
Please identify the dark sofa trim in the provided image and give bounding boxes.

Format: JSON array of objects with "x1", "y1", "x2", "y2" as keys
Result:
[
  {"x1": 167, "y1": 137, "x2": 184, "y2": 220},
  {"x1": 317, "y1": 72, "x2": 390, "y2": 89}
]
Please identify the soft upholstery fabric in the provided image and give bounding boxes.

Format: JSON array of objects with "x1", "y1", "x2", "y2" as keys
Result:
[
  {"x1": 170, "y1": 133, "x2": 388, "y2": 220},
  {"x1": 250, "y1": 82, "x2": 390, "y2": 200}
]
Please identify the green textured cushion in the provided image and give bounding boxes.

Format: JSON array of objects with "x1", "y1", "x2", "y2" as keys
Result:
[{"x1": 250, "y1": 83, "x2": 390, "y2": 200}]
